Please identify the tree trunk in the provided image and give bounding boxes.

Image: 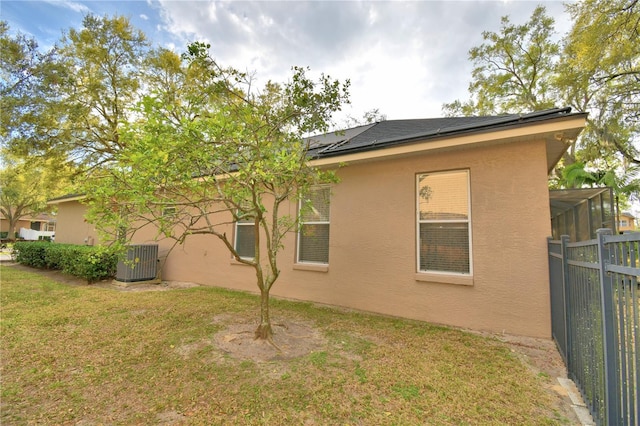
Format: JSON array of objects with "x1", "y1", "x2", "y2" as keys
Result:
[
  {"x1": 254, "y1": 288, "x2": 273, "y2": 340},
  {"x1": 9, "y1": 219, "x2": 18, "y2": 240}
]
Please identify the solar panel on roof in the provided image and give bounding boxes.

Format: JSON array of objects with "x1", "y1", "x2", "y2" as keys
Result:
[{"x1": 305, "y1": 107, "x2": 578, "y2": 159}]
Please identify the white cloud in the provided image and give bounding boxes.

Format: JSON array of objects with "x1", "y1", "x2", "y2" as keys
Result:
[
  {"x1": 42, "y1": 0, "x2": 89, "y2": 13},
  {"x1": 206, "y1": 1, "x2": 218, "y2": 22},
  {"x1": 140, "y1": 14, "x2": 149, "y2": 21},
  {"x1": 155, "y1": 0, "x2": 570, "y2": 120}
]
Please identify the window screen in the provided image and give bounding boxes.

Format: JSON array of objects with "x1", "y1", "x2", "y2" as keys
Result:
[
  {"x1": 576, "y1": 201, "x2": 590, "y2": 242},
  {"x1": 234, "y1": 216, "x2": 255, "y2": 259},
  {"x1": 298, "y1": 187, "x2": 330, "y2": 264},
  {"x1": 417, "y1": 170, "x2": 471, "y2": 274}
]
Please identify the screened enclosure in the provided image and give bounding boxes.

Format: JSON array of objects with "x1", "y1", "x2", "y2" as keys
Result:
[{"x1": 549, "y1": 188, "x2": 616, "y2": 241}]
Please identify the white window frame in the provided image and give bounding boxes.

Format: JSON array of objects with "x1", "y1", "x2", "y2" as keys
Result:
[
  {"x1": 297, "y1": 186, "x2": 331, "y2": 265},
  {"x1": 234, "y1": 215, "x2": 255, "y2": 260},
  {"x1": 416, "y1": 169, "x2": 473, "y2": 276}
]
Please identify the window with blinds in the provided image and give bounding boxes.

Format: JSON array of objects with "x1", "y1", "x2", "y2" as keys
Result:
[
  {"x1": 417, "y1": 170, "x2": 472, "y2": 275},
  {"x1": 234, "y1": 215, "x2": 255, "y2": 259},
  {"x1": 298, "y1": 186, "x2": 330, "y2": 264}
]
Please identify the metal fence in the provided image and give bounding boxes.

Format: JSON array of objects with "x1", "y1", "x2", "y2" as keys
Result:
[{"x1": 548, "y1": 229, "x2": 639, "y2": 425}]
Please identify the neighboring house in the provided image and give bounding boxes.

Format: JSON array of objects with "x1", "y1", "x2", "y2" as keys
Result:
[
  {"x1": 52, "y1": 107, "x2": 587, "y2": 339},
  {"x1": 0, "y1": 213, "x2": 56, "y2": 238},
  {"x1": 618, "y1": 212, "x2": 636, "y2": 233},
  {"x1": 47, "y1": 194, "x2": 99, "y2": 245}
]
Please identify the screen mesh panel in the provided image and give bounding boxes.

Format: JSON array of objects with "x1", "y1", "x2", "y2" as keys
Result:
[
  {"x1": 590, "y1": 195, "x2": 603, "y2": 237},
  {"x1": 577, "y1": 202, "x2": 590, "y2": 241},
  {"x1": 235, "y1": 224, "x2": 255, "y2": 259},
  {"x1": 419, "y1": 223, "x2": 470, "y2": 274},
  {"x1": 299, "y1": 224, "x2": 329, "y2": 263},
  {"x1": 301, "y1": 187, "x2": 331, "y2": 222}
]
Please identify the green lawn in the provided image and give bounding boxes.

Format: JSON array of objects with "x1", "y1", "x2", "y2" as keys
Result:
[{"x1": 1, "y1": 265, "x2": 568, "y2": 425}]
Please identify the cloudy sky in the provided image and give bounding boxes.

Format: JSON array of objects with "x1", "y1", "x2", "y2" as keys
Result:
[{"x1": 2, "y1": 0, "x2": 573, "y2": 121}]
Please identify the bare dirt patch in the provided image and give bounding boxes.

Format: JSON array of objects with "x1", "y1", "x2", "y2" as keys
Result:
[
  {"x1": 474, "y1": 331, "x2": 584, "y2": 425},
  {"x1": 493, "y1": 333, "x2": 568, "y2": 378},
  {"x1": 212, "y1": 316, "x2": 326, "y2": 362},
  {"x1": 155, "y1": 410, "x2": 187, "y2": 424}
]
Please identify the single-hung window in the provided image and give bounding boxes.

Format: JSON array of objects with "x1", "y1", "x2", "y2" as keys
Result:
[
  {"x1": 417, "y1": 170, "x2": 472, "y2": 275},
  {"x1": 298, "y1": 186, "x2": 330, "y2": 264},
  {"x1": 234, "y1": 214, "x2": 255, "y2": 259}
]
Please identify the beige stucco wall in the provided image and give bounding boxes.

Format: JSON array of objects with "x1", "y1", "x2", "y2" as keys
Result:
[
  {"x1": 1, "y1": 218, "x2": 30, "y2": 234},
  {"x1": 1, "y1": 217, "x2": 51, "y2": 235},
  {"x1": 54, "y1": 200, "x2": 99, "y2": 245},
  {"x1": 135, "y1": 138, "x2": 553, "y2": 338}
]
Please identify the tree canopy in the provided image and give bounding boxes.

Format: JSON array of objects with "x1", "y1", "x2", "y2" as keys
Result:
[
  {"x1": 442, "y1": 6, "x2": 559, "y2": 116},
  {"x1": 85, "y1": 42, "x2": 349, "y2": 339},
  {"x1": 0, "y1": 21, "x2": 66, "y2": 159},
  {"x1": 0, "y1": 23, "x2": 74, "y2": 235},
  {"x1": 0, "y1": 154, "x2": 73, "y2": 238},
  {"x1": 1, "y1": 16, "x2": 350, "y2": 338},
  {"x1": 57, "y1": 15, "x2": 149, "y2": 170},
  {"x1": 2, "y1": 15, "x2": 150, "y2": 171},
  {"x1": 559, "y1": 0, "x2": 640, "y2": 165},
  {"x1": 443, "y1": 0, "x2": 640, "y2": 207}
]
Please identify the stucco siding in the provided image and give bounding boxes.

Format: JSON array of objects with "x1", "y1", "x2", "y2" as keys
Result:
[
  {"x1": 1, "y1": 219, "x2": 30, "y2": 234},
  {"x1": 1, "y1": 218, "x2": 51, "y2": 234},
  {"x1": 54, "y1": 201, "x2": 99, "y2": 245},
  {"x1": 148, "y1": 138, "x2": 553, "y2": 338}
]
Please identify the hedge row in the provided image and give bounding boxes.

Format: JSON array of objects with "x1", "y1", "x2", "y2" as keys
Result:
[{"x1": 13, "y1": 242, "x2": 118, "y2": 283}]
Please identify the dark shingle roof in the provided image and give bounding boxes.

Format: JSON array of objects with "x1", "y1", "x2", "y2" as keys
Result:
[{"x1": 307, "y1": 107, "x2": 582, "y2": 158}]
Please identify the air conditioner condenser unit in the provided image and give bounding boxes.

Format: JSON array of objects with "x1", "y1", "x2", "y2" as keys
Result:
[{"x1": 115, "y1": 244, "x2": 159, "y2": 282}]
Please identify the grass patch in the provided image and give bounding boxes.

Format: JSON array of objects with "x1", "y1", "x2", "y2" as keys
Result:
[{"x1": 1, "y1": 265, "x2": 566, "y2": 424}]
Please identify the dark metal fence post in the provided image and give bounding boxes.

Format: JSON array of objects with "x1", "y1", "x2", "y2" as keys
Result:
[
  {"x1": 560, "y1": 234, "x2": 571, "y2": 372},
  {"x1": 596, "y1": 228, "x2": 621, "y2": 425}
]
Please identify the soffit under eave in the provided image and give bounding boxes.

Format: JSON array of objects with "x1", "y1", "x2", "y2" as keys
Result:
[
  {"x1": 544, "y1": 126, "x2": 584, "y2": 173},
  {"x1": 47, "y1": 195, "x2": 87, "y2": 205},
  {"x1": 0, "y1": 215, "x2": 51, "y2": 222}
]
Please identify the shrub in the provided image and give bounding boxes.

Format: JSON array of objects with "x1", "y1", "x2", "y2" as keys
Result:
[
  {"x1": 43, "y1": 244, "x2": 72, "y2": 270},
  {"x1": 13, "y1": 242, "x2": 118, "y2": 283},
  {"x1": 63, "y1": 246, "x2": 118, "y2": 283},
  {"x1": 13, "y1": 241, "x2": 49, "y2": 268}
]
